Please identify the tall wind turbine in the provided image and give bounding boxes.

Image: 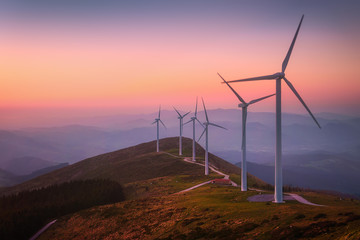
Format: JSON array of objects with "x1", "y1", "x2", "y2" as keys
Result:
[
  {"x1": 184, "y1": 97, "x2": 204, "y2": 161},
  {"x1": 198, "y1": 98, "x2": 227, "y2": 175},
  {"x1": 226, "y1": 15, "x2": 321, "y2": 203},
  {"x1": 173, "y1": 107, "x2": 190, "y2": 156},
  {"x1": 218, "y1": 73, "x2": 275, "y2": 191},
  {"x1": 152, "y1": 106, "x2": 166, "y2": 152}
]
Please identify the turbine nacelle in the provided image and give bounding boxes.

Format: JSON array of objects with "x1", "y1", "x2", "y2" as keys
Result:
[
  {"x1": 276, "y1": 72, "x2": 285, "y2": 79},
  {"x1": 238, "y1": 103, "x2": 248, "y2": 108}
]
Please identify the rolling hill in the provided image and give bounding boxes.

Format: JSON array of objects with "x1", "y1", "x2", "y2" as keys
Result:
[{"x1": 0, "y1": 137, "x2": 267, "y2": 197}]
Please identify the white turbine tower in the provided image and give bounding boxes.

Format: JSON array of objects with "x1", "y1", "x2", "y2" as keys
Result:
[
  {"x1": 184, "y1": 97, "x2": 204, "y2": 161},
  {"x1": 152, "y1": 106, "x2": 166, "y2": 152},
  {"x1": 226, "y1": 15, "x2": 321, "y2": 203},
  {"x1": 198, "y1": 98, "x2": 227, "y2": 175},
  {"x1": 218, "y1": 73, "x2": 275, "y2": 191},
  {"x1": 173, "y1": 107, "x2": 190, "y2": 156}
]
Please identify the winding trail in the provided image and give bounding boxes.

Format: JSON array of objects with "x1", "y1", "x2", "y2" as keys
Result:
[
  {"x1": 168, "y1": 152, "x2": 323, "y2": 206},
  {"x1": 163, "y1": 152, "x2": 238, "y2": 194},
  {"x1": 30, "y1": 219, "x2": 57, "y2": 240}
]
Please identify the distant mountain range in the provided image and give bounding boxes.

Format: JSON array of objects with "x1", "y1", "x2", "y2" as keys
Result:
[{"x1": 0, "y1": 163, "x2": 68, "y2": 187}]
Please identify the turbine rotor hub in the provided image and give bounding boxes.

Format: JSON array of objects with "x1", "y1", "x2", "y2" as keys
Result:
[
  {"x1": 238, "y1": 103, "x2": 247, "y2": 108},
  {"x1": 276, "y1": 72, "x2": 285, "y2": 79}
]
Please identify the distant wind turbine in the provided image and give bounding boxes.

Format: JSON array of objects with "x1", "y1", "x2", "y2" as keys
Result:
[
  {"x1": 152, "y1": 105, "x2": 166, "y2": 152},
  {"x1": 226, "y1": 15, "x2": 321, "y2": 203},
  {"x1": 184, "y1": 97, "x2": 204, "y2": 161},
  {"x1": 173, "y1": 107, "x2": 190, "y2": 156},
  {"x1": 198, "y1": 98, "x2": 227, "y2": 175},
  {"x1": 218, "y1": 73, "x2": 275, "y2": 191}
]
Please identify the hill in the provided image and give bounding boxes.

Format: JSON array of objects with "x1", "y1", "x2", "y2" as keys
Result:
[
  {"x1": 0, "y1": 169, "x2": 18, "y2": 187},
  {"x1": 1, "y1": 156, "x2": 59, "y2": 175},
  {"x1": 2, "y1": 137, "x2": 360, "y2": 239},
  {"x1": 0, "y1": 137, "x2": 267, "y2": 197},
  {"x1": 0, "y1": 163, "x2": 69, "y2": 188}
]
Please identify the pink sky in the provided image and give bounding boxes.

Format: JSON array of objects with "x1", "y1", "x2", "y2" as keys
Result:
[{"x1": 0, "y1": 1, "x2": 359, "y2": 127}]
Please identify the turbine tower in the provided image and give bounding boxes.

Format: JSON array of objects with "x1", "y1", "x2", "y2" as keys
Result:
[
  {"x1": 152, "y1": 105, "x2": 166, "y2": 152},
  {"x1": 184, "y1": 97, "x2": 204, "y2": 161},
  {"x1": 198, "y1": 98, "x2": 227, "y2": 175},
  {"x1": 173, "y1": 107, "x2": 190, "y2": 156},
  {"x1": 218, "y1": 73, "x2": 275, "y2": 191},
  {"x1": 226, "y1": 15, "x2": 321, "y2": 203}
]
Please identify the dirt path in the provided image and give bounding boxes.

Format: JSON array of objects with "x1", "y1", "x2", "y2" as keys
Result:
[
  {"x1": 172, "y1": 153, "x2": 323, "y2": 206},
  {"x1": 30, "y1": 219, "x2": 57, "y2": 240},
  {"x1": 287, "y1": 193, "x2": 324, "y2": 206}
]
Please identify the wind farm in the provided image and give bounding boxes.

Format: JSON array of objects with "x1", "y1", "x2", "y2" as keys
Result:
[{"x1": 1, "y1": 1, "x2": 360, "y2": 239}]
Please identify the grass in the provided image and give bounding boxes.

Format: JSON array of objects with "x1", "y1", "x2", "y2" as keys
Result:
[{"x1": 38, "y1": 177, "x2": 360, "y2": 240}]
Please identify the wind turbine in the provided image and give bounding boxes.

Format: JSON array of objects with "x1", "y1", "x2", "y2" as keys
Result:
[
  {"x1": 198, "y1": 98, "x2": 227, "y2": 175},
  {"x1": 184, "y1": 97, "x2": 204, "y2": 161},
  {"x1": 226, "y1": 15, "x2": 321, "y2": 203},
  {"x1": 218, "y1": 73, "x2": 275, "y2": 191},
  {"x1": 152, "y1": 105, "x2": 166, "y2": 152},
  {"x1": 173, "y1": 107, "x2": 190, "y2": 156}
]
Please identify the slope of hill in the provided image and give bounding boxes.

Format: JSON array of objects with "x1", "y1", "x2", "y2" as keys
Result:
[
  {"x1": 0, "y1": 137, "x2": 266, "y2": 197},
  {"x1": 39, "y1": 182, "x2": 360, "y2": 240}
]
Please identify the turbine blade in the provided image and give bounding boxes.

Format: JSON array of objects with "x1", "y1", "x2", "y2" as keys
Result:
[
  {"x1": 226, "y1": 74, "x2": 278, "y2": 83},
  {"x1": 198, "y1": 128, "x2": 206, "y2": 142},
  {"x1": 283, "y1": 77, "x2": 321, "y2": 129},
  {"x1": 152, "y1": 120, "x2": 157, "y2": 124},
  {"x1": 183, "y1": 111, "x2": 191, "y2": 118},
  {"x1": 248, "y1": 93, "x2": 276, "y2": 105},
  {"x1": 218, "y1": 72, "x2": 246, "y2": 104},
  {"x1": 282, "y1": 15, "x2": 304, "y2": 72},
  {"x1": 173, "y1": 106, "x2": 181, "y2": 117},
  {"x1": 208, "y1": 122, "x2": 227, "y2": 130},
  {"x1": 184, "y1": 119, "x2": 193, "y2": 125},
  {"x1": 195, "y1": 96, "x2": 198, "y2": 117},
  {"x1": 159, "y1": 119, "x2": 167, "y2": 129},
  {"x1": 202, "y1": 97, "x2": 209, "y2": 123},
  {"x1": 195, "y1": 118, "x2": 205, "y2": 128},
  {"x1": 158, "y1": 105, "x2": 161, "y2": 119}
]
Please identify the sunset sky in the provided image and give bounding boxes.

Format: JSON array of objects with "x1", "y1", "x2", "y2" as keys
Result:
[{"x1": 1, "y1": 0, "x2": 359, "y2": 126}]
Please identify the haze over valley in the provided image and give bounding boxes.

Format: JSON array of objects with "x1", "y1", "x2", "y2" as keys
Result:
[{"x1": 1, "y1": 109, "x2": 359, "y2": 196}]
